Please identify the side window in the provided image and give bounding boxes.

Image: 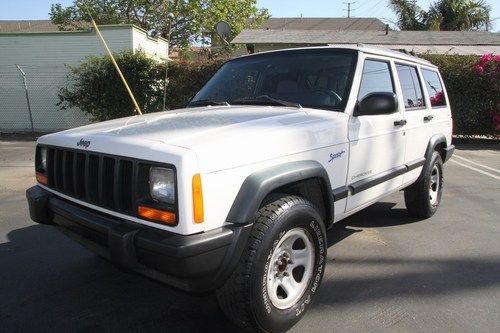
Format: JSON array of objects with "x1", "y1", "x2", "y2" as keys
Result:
[
  {"x1": 358, "y1": 60, "x2": 394, "y2": 101},
  {"x1": 395, "y1": 64, "x2": 425, "y2": 109},
  {"x1": 421, "y1": 69, "x2": 446, "y2": 107}
]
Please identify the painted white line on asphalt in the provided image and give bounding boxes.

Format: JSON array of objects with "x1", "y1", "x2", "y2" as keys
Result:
[
  {"x1": 450, "y1": 159, "x2": 500, "y2": 180},
  {"x1": 453, "y1": 154, "x2": 500, "y2": 174}
]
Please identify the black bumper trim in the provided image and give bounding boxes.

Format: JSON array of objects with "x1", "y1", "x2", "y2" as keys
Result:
[
  {"x1": 26, "y1": 186, "x2": 251, "y2": 292},
  {"x1": 444, "y1": 144, "x2": 455, "y2": 163}
]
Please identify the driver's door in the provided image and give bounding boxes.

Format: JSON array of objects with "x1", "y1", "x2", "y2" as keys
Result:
[{"x1": 346, "y1": 57, "x2": 406, "y2": 212}]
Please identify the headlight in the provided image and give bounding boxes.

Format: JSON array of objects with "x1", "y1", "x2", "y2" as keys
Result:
[
  {"x1": 40, "y1": 147, "x2": 47, "y2": 172},
  {"x1": 149, "y1": 166, "x2": 175, "y2": 204}
]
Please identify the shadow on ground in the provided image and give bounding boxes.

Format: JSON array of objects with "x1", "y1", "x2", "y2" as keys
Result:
[
  {"x1": 1, "y1": 201, "x2": 499, "y2": 331},
  {"x1": 0, "y1": 224, "x2": 240, "y2": 332}
]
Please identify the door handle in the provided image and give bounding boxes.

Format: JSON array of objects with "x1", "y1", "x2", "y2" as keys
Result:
[
  {"x1": 424, "y1": 115, "x2": 434, "y2": 122},
  {"x1": 394, "y1": 119, "x2": 407, "y2": 126}
]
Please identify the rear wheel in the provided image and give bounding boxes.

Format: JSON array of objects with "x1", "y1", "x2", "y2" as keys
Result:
[
  {"x1": 216, "y1": 195, "x2": 326, "y2": 332},
  {"x1": 404, "y1": 151, "x2": 444, "y2": 218}
]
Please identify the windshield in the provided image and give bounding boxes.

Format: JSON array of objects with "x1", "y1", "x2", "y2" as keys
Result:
[{"x1": 189, "y1": 49, "x2": 357, "y2": 111}]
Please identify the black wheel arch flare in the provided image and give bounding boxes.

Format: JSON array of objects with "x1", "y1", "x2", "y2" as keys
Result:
[{"x1": 225, "y1": 160, "x2": 336, "y2": 229}]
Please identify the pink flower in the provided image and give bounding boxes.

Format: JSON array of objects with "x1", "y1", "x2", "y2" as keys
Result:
[
  {"x1": 479, "y1": 53, "x2": 493, "y2": 65},
  {"x1": 430, "y1": 91, "x2": 444, "y2": 106},
  {"x1": 494, "y1": 55, "x2": 500, "y2": 63}
]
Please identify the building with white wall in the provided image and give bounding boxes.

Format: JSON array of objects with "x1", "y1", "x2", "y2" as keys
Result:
[
  {"x1": 0, "y1": 22, "x2": 168, "y2": 132},
  {"x1": 233, "y1": 18, "x2": 500, "y2": 55}
]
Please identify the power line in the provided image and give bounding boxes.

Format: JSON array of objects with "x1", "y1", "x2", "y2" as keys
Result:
[{"x1": 355, "y1": 0, "x2": 385, "y2": 17}]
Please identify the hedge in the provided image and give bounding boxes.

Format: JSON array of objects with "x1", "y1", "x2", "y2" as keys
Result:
[
  {"x1": 59, "y1": 51, "x2": 224, "y2": 121},
  {"x1": 419, "y1": 53, "x2": 499, "y2": 137},
  {"x1": 59, "y1": 51, "x2": 499, "y2": 137}
]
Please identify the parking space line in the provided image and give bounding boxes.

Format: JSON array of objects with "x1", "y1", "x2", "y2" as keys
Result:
[
  {"x1": 450, "y1": 159, "x2": 500, "y2": 180},
  {"x1": 453, "y1": 154, "x2": 500, "y2": 174}
]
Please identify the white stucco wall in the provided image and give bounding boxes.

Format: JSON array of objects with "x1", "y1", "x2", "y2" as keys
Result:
[{"x1": 0, "y1": 25, "x2": 168, "y2": 132}]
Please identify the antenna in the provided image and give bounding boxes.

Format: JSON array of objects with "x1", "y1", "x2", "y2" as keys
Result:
[
  {"x1": 81, "y1": 1, "x2": 142, "y2": 115},
  {"x1": 216, "y1": 21, "x2": 231, "y2": 45}
]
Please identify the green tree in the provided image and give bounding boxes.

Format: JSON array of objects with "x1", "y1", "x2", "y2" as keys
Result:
[
  {"x1": 389, "y1": 0, "x2": 491, "y2": 31},
  {"x1": 389, "y1": 0, "x2": 430, "y2": 30},
  {"x1": 428, "y1": 0, "x2": 491, "y2": 31},
  {"x1": 49, "y1": 0, "x2": 269, "y2": 48}
]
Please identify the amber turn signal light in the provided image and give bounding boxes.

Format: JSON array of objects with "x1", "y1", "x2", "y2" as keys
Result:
[
  {"x1": 192, "y1": 173, "x2": 204, "y2": 223},
  {"x1": 36, "y1": 172, "x2": 48, "y2": 185},
  {"x1": 137, "y1": 205, "x2": 176, "y2": 225}
]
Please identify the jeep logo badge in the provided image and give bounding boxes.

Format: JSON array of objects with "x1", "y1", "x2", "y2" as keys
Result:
[{"x1": 77, "y1": 138, "x2": 91, "y2": 149}]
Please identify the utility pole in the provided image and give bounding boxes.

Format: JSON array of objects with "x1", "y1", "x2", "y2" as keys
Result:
[
  {"x1": 343, "y1": 2, "x2": 356, "y2": 18},
  {"x1": 411, "y1": 0, "x2": 417, "y2": 28}
]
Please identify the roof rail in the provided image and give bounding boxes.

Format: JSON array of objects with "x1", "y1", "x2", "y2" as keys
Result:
[{"x1": 397, "y1": 48, "x2": 417, "y2": 57}]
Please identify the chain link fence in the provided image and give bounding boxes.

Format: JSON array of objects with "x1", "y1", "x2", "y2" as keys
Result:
[{"x1": 0, "y1": 64, "x2": 91, "y2": 132}]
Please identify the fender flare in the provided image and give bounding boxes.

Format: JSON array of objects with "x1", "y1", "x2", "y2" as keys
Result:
[
  {"x1": 418, "y1": 134, "x2": 447, "y2": 181},
  {"x1": 225, "y1": 160, "x2": 334, "y2": 225}
]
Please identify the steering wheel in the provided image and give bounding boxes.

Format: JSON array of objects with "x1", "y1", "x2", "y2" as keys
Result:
[{"x1": 311, "y1": 88, "x2": 342, "y2": 105}]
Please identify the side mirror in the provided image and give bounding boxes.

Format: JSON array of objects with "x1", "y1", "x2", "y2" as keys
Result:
[{"x1": 354, "y1": 92, "x2": 398, "y2": 116}]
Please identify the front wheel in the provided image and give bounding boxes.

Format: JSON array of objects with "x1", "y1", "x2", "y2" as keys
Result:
[
  {"x1": 404, "y1": 151, "x2": 444, "y2": 218},
  {"x1": 216, "y1": 195, "x2": 326, "y2": 332}
]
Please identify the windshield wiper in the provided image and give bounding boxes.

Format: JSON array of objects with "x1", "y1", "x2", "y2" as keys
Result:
[
  {"x1": 233, "y1": 95, "x2": 302, "y2": 108},
  {"x1": 187, "y1": 99, "x2": 230, "y2": 107}
]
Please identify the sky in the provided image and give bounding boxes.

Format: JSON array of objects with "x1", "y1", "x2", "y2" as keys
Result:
[{"x1": 0, "y1": 0, "x2": 499, "y2": 31}]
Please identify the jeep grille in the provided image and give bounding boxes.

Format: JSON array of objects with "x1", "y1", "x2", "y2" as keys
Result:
[{"x1": 44, "y1": 147, "x2": 136, "y2": 215}]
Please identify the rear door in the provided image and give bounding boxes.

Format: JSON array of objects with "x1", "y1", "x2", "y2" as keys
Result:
[
  {"x1": 346, "y1": 56, "x2": 406, "y2": 212},
  {"x1": 393, "y1": 62, "x2": 429, "y2": 184},
  {"x1": 397, "y1": 64, "x2": 453, "y2": 185},
  {"x1": 420, "y1": 67, "x2": 453, "y2": 144}
]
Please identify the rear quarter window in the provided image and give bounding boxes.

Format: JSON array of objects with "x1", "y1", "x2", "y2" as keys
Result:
[{"x1": 421, "y1": 69, "x2": 447, "y2": 107}]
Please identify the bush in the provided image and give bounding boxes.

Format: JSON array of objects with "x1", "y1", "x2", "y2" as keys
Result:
[
  {"x1": 59, "y1": 51, "x2": 223, "y2": 121},
  {"x1": 419, "y1": 53, "x2": 499, "y2": 137},
  {"x1": 59, "y1": 51, "x2": 165, "y2": 121},
  {"x1": 162, "y1": 59, "x2": 224, "y2": 110},
  {"x1": 60, "y1": 51, "x2": 499, "y2": 137}
]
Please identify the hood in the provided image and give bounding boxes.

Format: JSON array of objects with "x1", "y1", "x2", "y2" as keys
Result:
[
  {"x1": 55, "y1": 105, "x2": 312, "y2": 148},
  {"x1": 58, "y1": 106, "x2": 302, "y2": 144},
  {"x1": 43, "y1": 105, "x2": 346, "y2": 172}
]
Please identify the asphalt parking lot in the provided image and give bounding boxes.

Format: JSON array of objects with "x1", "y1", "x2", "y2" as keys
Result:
[{"x1": 0, "y1": 140, "x2": 499, "y2": 332}]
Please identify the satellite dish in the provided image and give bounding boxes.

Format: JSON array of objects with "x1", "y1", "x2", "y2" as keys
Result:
[{"x1": 216, "y1": 21, "x2": 231, "y2": 44}]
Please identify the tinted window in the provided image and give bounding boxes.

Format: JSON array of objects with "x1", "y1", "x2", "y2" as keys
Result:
[
  {"x1": 396, "y1": 64, "x2": 425, "y2": 109},
  {"x1": 190, "y1": 50, "x2": 357, "y2": 110},
  {"x1": 358, "y1": 60, "x2": 394, "y2": 100},
  {"x1": 422, "y1": 69, "x2": 446, "y2": 107}
]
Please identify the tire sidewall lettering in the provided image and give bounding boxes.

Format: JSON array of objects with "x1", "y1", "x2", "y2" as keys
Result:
[{"x1": 259, "y1": 214, "x2": 326, "y2": 324}]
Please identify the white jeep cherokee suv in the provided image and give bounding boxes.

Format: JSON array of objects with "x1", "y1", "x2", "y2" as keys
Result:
[{"x1": 27, "y1": 46, "x2": 454, "y2": 332}]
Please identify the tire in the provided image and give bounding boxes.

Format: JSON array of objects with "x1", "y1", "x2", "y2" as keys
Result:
[
  {"x1": 404, "y1": 151, "x2": 444, "y2": 218},
  {"x1": 216, "y1": 195, "x2": 327, "y2": 333}
]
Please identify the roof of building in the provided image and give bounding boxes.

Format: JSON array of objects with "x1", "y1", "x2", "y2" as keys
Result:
[
  {"x1": 0, "y1": 23, "x2": 167, "y2": 42},
  {"x1": 236, "y1": 45, "x2": 435, "y2": 67},
  {"x1": 233, "y1": 29, "x2": 500, "y2": 46},
  {"x1": 0, "y1": 20, "x2": 60, "y2": 33},
  {"x1": 256, "y1": 17, "x2": 387, "y2": 31}
]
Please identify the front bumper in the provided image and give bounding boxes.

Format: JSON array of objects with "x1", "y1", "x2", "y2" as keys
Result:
[{"x1": 26, "y1": 186, "x2": 251, "y2": 292}]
